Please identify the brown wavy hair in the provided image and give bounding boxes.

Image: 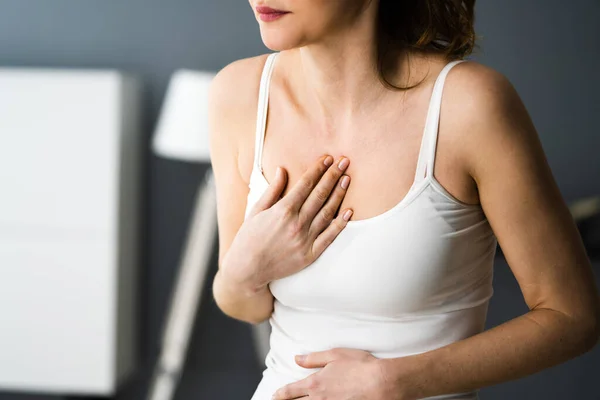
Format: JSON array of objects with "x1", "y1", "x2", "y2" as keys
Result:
[{"x1": 376, "y1": 0, "x2": 477, "y2": 90}]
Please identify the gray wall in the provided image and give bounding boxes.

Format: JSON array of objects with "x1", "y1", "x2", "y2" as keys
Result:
[
  {"x1": 475, "y1": 0, "x2": 600, "y2": 200},
  {"x1": 0, "y1": 1, "x2": 598, "y2": 399}
]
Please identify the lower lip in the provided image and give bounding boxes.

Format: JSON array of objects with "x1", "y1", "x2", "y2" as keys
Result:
[{"x1": 258, "y1": 12, "x2": 288, "y2": 22}]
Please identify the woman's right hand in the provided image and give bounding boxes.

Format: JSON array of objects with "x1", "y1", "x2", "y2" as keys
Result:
[{"x1": 222, "y1": 154, "x2": 353, "y2": 293}]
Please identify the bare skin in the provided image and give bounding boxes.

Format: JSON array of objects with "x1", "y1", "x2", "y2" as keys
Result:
[
  {"x1": 210, "y1": 55, "x2": 356, "y2": 325},
  {"x1": 210, "y1": 0, "x2": 600, "y2": 398}
]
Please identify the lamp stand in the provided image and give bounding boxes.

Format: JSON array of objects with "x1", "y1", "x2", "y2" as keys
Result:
[{"x1": 146, "y1": 168, "x2": 217, "y2": 400}]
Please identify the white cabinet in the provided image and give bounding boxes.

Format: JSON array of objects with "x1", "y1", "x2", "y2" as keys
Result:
[{"x1": 0, "y1": 68, "x2": 142, "y2": 395}]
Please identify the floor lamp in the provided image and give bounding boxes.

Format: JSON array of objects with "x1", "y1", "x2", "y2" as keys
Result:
[{"x1": 147, "y1": 69, "x2": 218, "y2": 400}]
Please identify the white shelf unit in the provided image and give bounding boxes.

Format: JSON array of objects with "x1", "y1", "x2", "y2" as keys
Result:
[{"x1": 0, "y1": 68, "x2": 143, "y2": 396}]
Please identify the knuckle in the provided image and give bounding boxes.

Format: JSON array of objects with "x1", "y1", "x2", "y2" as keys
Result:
[
  {"x1": 321, "y1": 207, "x2": 334, "y2": 222},
  {"x1": 331, "y1": 348, "x2": 343, "y2": 357},
  {"x1": 302, "y1": 177, "x2": 315, "y2": 191},
  {"x1": 307, "y1": 375, "x2": 320, "y2": 390},
  {"x1": 328, "y1": 172, "x2": 342, "y2": 185},
  {"x1": 296, "y1": 212, "x2": 309, "y2": 229},
  {"x1": 278, "y1": 203, "x2": 295, "y2": 219},
  {"x1": 314, "y1": 187, "x2": 329, "y2": 203},
  {"x1": 288, "y1": 220, "x2": 303, "y2": 237},
  {"x1": 327, "y1": 164, "x2": 343, "y2": 179},
  {"x1": 288, "y1": 221, "x2": 302, "y2": 239}
]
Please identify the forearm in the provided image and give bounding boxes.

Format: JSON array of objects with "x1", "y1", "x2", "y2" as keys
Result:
[
  {"x1": 212, "y1": 265, "x2": 274, "y2": 325},
  {"x1": 381, "y1": 308, "x2": 599, "y2": 399}
]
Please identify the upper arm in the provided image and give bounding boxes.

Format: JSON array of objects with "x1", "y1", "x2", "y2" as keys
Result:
[
  {"x1": 451, "y1": 62, "x2": 600, "y2": 328},
  {"x1": 208, "y1": 54, "x2": 269, "y2": 267}
]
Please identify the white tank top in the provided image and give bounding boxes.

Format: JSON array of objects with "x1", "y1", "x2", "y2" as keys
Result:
[{"x1": 246, "y1": 52, "x2": 498, "y2": 400}]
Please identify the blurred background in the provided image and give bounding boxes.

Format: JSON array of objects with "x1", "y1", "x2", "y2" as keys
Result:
[{"x1": 0, "y1": 0, "x2": 598, "y2": 399}]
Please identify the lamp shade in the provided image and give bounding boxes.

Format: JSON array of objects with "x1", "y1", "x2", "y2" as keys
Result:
[{"x1": 152, "y1": 69, "x2": 216, "y2": 163}]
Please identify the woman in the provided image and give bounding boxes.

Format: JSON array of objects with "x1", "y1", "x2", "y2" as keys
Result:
[{"x1": 209, "y1": 1, "x2": 600, "y2": 399}]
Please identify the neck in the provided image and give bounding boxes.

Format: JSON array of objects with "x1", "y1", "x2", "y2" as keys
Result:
[{"x1": 289, "y1": 3, "x2": 392, "y2": 132}]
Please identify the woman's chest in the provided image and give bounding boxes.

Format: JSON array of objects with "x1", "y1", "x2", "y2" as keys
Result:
[{"x1": 260, "y1": 117, "x2": 426, "y2": 219}]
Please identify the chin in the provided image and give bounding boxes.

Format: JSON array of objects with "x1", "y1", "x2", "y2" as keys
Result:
[
  {"x1": 259, "y1": 28, "x2": 305, "y2": 51},
  {"x1": 261, "y1": 36, "x2": 303, "y2": 52}
]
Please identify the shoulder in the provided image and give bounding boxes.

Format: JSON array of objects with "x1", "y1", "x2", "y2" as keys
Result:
[
  {"x1": 443, "y1": 60, "x2": 521, "y2": 127},
  {"x1": 208, "y1": 53, "x2": 275, "y2": 184},
  {"x1": 208, "y1": 53, "x2": 274, "y2": 167},
  {"x1": 440, "y1": 60, "x2": 536, "y2": 180},
  {"x1": 209, "y1": 53, "x2": 273, "y2": 123}
]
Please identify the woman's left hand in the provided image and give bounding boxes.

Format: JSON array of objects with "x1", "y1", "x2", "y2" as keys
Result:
[{"x1": 271, "y1": 348, "x2": 407, "y2": 400}]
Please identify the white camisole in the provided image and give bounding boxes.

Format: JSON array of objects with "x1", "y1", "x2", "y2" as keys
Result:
[{"x1": 245, "y1": 52, "x2": 498, "y2": 400}]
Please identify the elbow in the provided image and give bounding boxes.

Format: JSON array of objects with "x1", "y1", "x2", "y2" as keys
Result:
[
  {"x1": 228, "y1": 300, "x2": 273, "y2": 325},
  {"x1": 212, "y1": 293, "x2": 256, "y2": 324},
  {"x1": 215, "y1": 303, "x2": 271, "y2": 325},
  {"x1": 583, "y1": 320, "x2": 600, "y2": 353},
  {"x1": 588, "y1": 299, "x2": 600, "y2": 350},
  {"x1": 576, "y1": 300, "x2": 600, "y2": 353},
  {"x1": 212, "y1": 272, "x2": 273, "y2": 325},
  {"x1": 247, "y1": 314, "x2": 272, "y2": 326},
  {"x1": 216, "y1": 306, "x2": 267, "y2": 325}
]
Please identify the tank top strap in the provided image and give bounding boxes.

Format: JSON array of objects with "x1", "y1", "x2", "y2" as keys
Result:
[
  {"x1": 413, "y1": 59, "x2": 466, "y2": 183},
  {"x1": 254, "y1": 52, "x2": 279, "y2": 174}
]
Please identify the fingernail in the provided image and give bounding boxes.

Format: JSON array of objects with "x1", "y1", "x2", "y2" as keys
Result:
[
  {"x1": 323, "y1": 155, "x2": 333, "y2": 166},
  {"x1": 340, "y1": 175, "x2": 350, "y2": 189},
  {"x1": 295, "y1": 354, "x2": 306, "y2": 363},
  {"x1": 275, "y1": 166, "x2": 281, "y2": 179},
  {"x1": 343, "y1": 209, "x2": 353, "y2": 221},
  {"x1": 338, "y1": 157, "x2": 349, "y2": 170}
]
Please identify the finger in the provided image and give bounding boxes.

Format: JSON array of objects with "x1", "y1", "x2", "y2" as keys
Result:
[
  {"x1": 309, "y1": 208, "x2": 353, "y2": 260},
  {"x1": 277, "y1": 154, "x2": 332, "y2": 213},
  {"x1": 247, "y1": 166, "x2": 287, "y2": 218},
  {"x1": 295, "y1": 349, "x2": 339, "y2": 369},
  {"x1": 308, "y1": 174, "x2": 351, "y2": 237},
  {"x1": 299, "y1": 156, "x2": 350, "y2": 224},
  {"x1": 272, "y1": 374, "x2": 315, "y2": 400}
]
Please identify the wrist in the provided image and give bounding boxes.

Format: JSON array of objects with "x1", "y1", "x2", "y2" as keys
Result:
[
  {"x1": 378, "y1": 353, "x2": 433, "y2": 400},
  {"x1": 221, "y1": 251, "x2": 270, "y2": 296}
]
